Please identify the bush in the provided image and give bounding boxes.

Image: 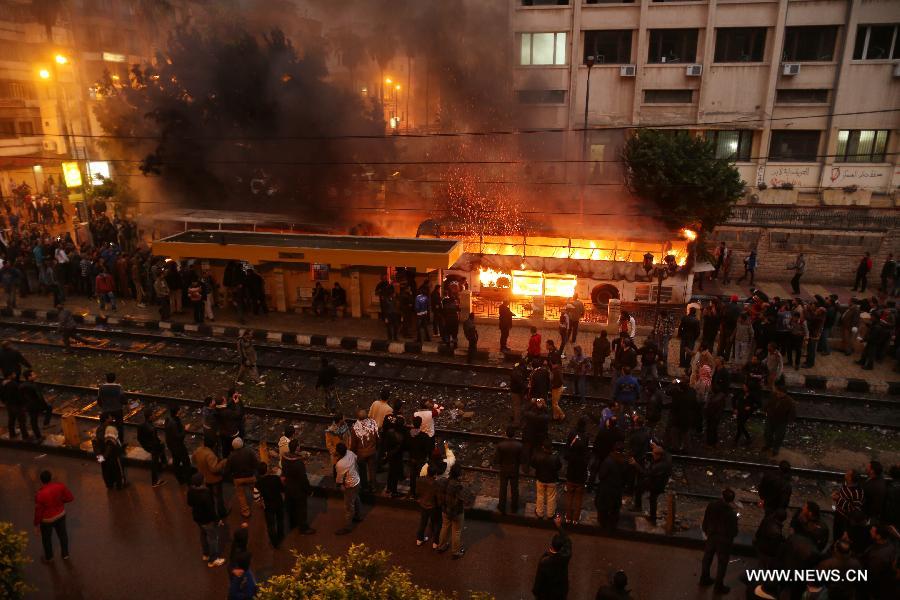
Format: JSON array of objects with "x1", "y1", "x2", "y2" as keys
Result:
[
  {"x1": 0, "y1": 522, "x2": 32, "y2": 599},
  {"x1": 258, "y1": 544, "x2": 493, "y2": 600}
]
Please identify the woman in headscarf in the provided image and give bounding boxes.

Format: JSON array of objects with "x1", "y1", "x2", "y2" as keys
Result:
[
  {"x1": 693, "y1": 364, "x2": 713, "y2": 405},
  {"x1": 101, "y1": 425, "x2": 126, "y2": 490}
]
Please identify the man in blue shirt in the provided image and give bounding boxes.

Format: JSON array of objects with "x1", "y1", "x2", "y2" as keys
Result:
[{"x1": 612, "y1": 366, "x2": 641, "y2": 408}]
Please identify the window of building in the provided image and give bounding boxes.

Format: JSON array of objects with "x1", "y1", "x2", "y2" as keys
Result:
[
  {"x1": 516, "y1": 89, "x2": 567, "y2": 104},
  {"x1": 853, "y1": 24, "x2": 899, "y2": 60},
  {"x1": 782, "y1": 26, "x2": 839, "y2": 61},
  {"x1": 769, "y1": 130, "x2": 821, "y2": 162},
  {"x1": 584, "y1": 30, "x2": 632, "y2": 64},
  {"x1": 0, "y1": 120, "x2": 15, "y2": 138},
  {"x1": 836, "y1": 130, "x2": 889, "y2": 162},
  {"x1": 644, "y1": 89, "x2": 694, "y2": 103},
  {"x1": 521, "y1": 0, "x2": 569, "y2": 5},
  {"x1": 647, "y1": 29, "x2": 698, "y2": 63},
  {"x1": 714, "y1": 27, "x2": 766, "y2": 62},
  {"x1": 585, "y1": 1, "x2": 636, "y2": 4},
  {"x1": 775, "y1": 88, "x2": 830, "y2": 104},
  {"x1": 707, "y1": 130, "x2": 753, "y2": 161},
  {"x1": 520, "y1": 32, "x2": 567, "y2": 65},
  {"x1": 0, "y1": 80, "x2": 36, "y2": 100},
  {"x1": 17, "y1": 121, "x2": 34, "y2": 136}
]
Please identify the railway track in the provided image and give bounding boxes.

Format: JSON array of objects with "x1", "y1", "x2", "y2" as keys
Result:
[
  {"x1": 23, "y1": 381, "x2": 850, "y2": 483},
  {"x1": 2, "y1": 321, "x2": 898, "y2": 432}
]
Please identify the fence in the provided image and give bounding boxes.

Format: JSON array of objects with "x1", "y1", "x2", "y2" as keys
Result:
[{"x1": 726, "y1": 206, "x2": 900, "y2": 231}]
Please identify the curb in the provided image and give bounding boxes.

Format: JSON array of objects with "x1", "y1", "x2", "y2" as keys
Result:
[
  {"x1": 6, "y1": 307, "x2": 898, "y2": 396},
  {"x1": 0, "y1": 436, "x2": 756, "y2": 556}
]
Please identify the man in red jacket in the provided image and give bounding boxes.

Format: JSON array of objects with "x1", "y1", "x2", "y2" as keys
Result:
[
  {"x1": 33, "y1": 470, "x2": 74, "y2": 561},
  {"x1": 95, "y1": 267, "x2": 117, "y2": 311}
]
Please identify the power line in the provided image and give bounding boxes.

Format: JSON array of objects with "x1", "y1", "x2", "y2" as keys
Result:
[{"x1": 29, "y1": 108, "x2": 900, "y2": 143}]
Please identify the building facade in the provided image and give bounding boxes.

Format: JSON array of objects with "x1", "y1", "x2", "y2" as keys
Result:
[{"x1": 512, "y1": 0, "x2": 900, "y2": 206}]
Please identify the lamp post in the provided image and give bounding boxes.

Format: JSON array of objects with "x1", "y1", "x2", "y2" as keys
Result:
[{"x1": 580, "y1": 55, "x2": 596, "y2": 229}]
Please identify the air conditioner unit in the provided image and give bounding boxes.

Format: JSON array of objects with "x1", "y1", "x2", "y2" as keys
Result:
[
  {"x1": 783, "y1": 63, "x2": 801, "y2": 76},
  {"x1": 42, "y1": 140, "x2": 58, "y2": 152},
  {"x1": 619, "y1": 65, "x2": 636, "y2": 77},
  {"x1": 686, "y1": 64, "x2": 703, "y2": 77},
  {"x1": 893, "y1": 62, "x2": 900, "y2": 77}
]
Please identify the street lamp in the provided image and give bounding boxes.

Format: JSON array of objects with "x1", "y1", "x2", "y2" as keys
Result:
[
  {"x1": 583, "y1": 55, "x2": 595, "y2": 140},
  {"x1": 55, "y1": 54, "x2": 68, "y2": 65},
  {"x1": 38, "y1": 68, "x2": 51, "y2": 80}
]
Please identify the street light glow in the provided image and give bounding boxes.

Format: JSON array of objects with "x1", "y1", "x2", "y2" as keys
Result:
[
  {"x1": 395, "y1": 84, "x2": 401, "y2": 91},
  {"x1": 38, "y1": 68, "x2": 51, "y2": 80},
  {"x1": 55, "y1": 54, "x2": 68, "y2": 65},
  {"x1": 384, "y1": 77, "x2": 392, "y2": 84}
]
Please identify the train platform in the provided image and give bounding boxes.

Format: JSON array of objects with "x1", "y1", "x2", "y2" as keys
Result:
[
  {"x1": 0, "y1": 445, "x2": 756, "y2": 599},
  {"x1": 4, "y1": 287, "x2": 898, "y2": 396}
]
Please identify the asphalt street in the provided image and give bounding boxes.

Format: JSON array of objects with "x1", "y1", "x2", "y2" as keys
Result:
[{"x1": 0, "y1": 448, "x2": 754, "y2": 599}]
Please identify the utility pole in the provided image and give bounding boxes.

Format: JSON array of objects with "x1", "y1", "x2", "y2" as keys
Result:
[{"x1": 581, "y1": 56, "x2": 596, "y2": 229}]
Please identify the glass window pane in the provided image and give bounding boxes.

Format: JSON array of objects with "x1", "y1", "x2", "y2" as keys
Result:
[
  {"x1": 520, "y1": 34, "x2": 532, "y2": 65},
  {"x1": 531, "y1": 33, "x2": 555, "y2": 65},
  {"x1": 873, "y1": 130, "x2": 888, "y2": 160},
  {"x1": 715, "y1": 130, "x2": 739, "y2": 160},
  {"x1": 836, "y1": 130, "x2": 849, "y2": 160},
  {"x1": 854, "y1": 130, "x2": 875, "y2": 161},
  {"x1": 738, "y1": 131, "x2": 752, "y2": 161},
  {"x1": 853, "y1": 25, "x2": 867, "y2": 59},
  {"x1": 866, "y1": 25, "x2": 894, "y2": 59},
  {"x1": 554, "y1": 32, "x2": 567, "y2": 65}
]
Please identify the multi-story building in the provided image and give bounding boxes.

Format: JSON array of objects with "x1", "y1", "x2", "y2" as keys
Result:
[
  {"x1": 512, "y1": 0, "x2": 899, "y2": 205},
  {"x1": 512, "y1": 0, "x2": 900, "y2": 284}
]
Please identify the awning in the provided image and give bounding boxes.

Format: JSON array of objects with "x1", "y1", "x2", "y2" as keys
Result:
[{"x1": 152, "y1": 230, "x2": 463, "y2": 270}]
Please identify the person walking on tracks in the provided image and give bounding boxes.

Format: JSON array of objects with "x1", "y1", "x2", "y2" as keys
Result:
[
  {"x1": 235, "y1": 330, "x2": 259, "y2": 384},
  {"x1": 98, "y1": 372, "x2": 126, "y2": 444},
  {"x1": 22, "y1": 369, "x2": 50, "y2": 442},
  {"x1": 56, "y1": 304, "x2": 89, "y2": 352},
  {"x1": 315, "y1": 357, "x2": 338, "y2": 412},
  {"x1": 463, "y1": 312, "x2": 479, "y2": 363},
  {"x1": 699, "y1": 488, "x2": 739, "y2": 595}
]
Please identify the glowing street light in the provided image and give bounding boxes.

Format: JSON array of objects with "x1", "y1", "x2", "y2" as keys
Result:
[
  {"x1": 38, "y1": 68, "x2": 51, "y2": 80},
  {"x1": 394, "y1": 84, "x2": 401, "y2": 91},
  {"x1": 384, "y1": 77, "x2": 392, "y2": 84},
  {"x1": 55, "y1": 54, "x2": 68, "y2": 65}
]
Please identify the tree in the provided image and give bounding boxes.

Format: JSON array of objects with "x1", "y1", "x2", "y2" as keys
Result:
[
  {"x1": 622, "y1": 130, "x2": 745, "y2": 234},
  {"x1": 0, "y1": 522, "x2": 32, "y2": 599},
  {"x1": 29, "y1": 0, "x2": 63, "y2": 41},
  {"x1": 258, "y1": 544, "x2": 493, "y2": 600}
]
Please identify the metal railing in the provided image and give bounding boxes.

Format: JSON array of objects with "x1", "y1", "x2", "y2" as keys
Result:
[{"x1": 726, "y1": 206, "x2": 900, "y2": 231}]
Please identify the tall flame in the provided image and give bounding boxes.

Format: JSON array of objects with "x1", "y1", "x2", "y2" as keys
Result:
[{"x1": 680, "y1": 228, "x2": 698, "y2": 242}]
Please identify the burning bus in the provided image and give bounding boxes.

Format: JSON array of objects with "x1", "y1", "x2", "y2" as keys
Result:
[{"x1": 418, "y1": 219, "x2": 698, "y2": 326}]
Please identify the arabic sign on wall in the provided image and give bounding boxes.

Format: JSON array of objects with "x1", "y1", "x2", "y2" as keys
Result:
[
  {"x1": 764, "y1": 165, "x2": 816, "y2": 188},
  {"x1": 823, "y1": 165, "x2": 891, "y2": 189}
]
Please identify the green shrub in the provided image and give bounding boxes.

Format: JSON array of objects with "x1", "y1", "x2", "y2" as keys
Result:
[
  {"x1": 258, "y1": 544, "x2": 492, "y2": 600},
  {"x1": 0, "y1": 522, "x2": 32, "y2": 599}
]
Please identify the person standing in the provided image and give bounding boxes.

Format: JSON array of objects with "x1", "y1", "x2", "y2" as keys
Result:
[
  {"x1": 56, "y1": 304, "x2": 89, "y2": 352},
  {"x1": 531, "y1": 440, "x2": 562, "y2": 520},
  {"x1": 498, "y1": 300, "x2": 514, "y2": 352},
  {"x1": 101, "y1": 425, "x2": 126, "y2": 490},
  {"x1": 677, "y1": 308, "x2": 700, "y2": 369},
  {"x1": 568, "y1": 294, "x2": 584, "y2": 344},
  {"x1": 549, "y1": 362, "x2": 565, "y2": 421},
  {"x1": 193, "y1": 436, "x2": 227, "y2": 518},
  {"x1": 415, "y1": 463, "x2": 442, "y2": 547},
  {"x1": 315, "y1": 357, "x2": 338, "y2": 412},
  {"x1": 281, "y1": 440, "x2": 315, "y2": 534},
  {"x1": 429, "y1": 284, "x2": 443, "y2": 338},
  {"x1": 462, "y1": 312, "x2": 478, "y2": 363},
  {"x1": 592, "y1": 331, "x2": 610, "y2": 377},
  {"x1": 349, "y1": 409, "x2": 378, "y2": 493},
  {"x1": 863, "y1": 460, "x2": 887, "y2": 522},
  {"x1": 255, "y1": 462, "x2": 285, "y2": 548},
  {"x1": 334, "y1": 443, "x2": 362, "y2": 535},
  {"x1": 21, "y1": 369, "x2": 50, "y2": 442},
  {"x1": 630, "y1": 442, "x2": 672, "y2": 523},
  {"x1": 879, "y1": 253, "x2": 895, "y2": 293},
  {"x1": 153, "y1": 271, "x2": 170, "y2": 320},
  {"x1": 594, "y1": 447, "x2": 626, "y2": 533},
  {"x1": 737, "y1": 249, "x2": 757, "y2": 286},
  {"x1": 414, "y1": 288, "x2": 430, "y2": 342},
  {"x1": 831, "y1": 469, "x2": 864, "y2": 542},
  {"x1": 33, "y1": 470, "x2": 73, "y2": 562},
  {"x1": 527, "y1": 326, "x2": 542, "y2": 365},
  {"x1": 531, "y1": 516, "x2": 572, "y2": 600},
  {"x1": 137, "y1": 408, "x2": 167, "y2": 488},
  {"x1": 437, "y1": 463, "x2": 472, "y2": 559},
  {"x1": 187, "y1": 277, "x2": 205, "y2": 324},
  {"x1": 165, "y1": 405, "x2": 191, "y2": 484},
  {"x1": 557, "y1": 309, "x2": 570, "y2": 355},
  {"x1": 567, "y1": 346, "x2": 591, "y2": 404},
  {"x1": 495, "y1": 426, "x2": 523, "y2": 514},
  {"x1": 563, "y1": 418, "x2": 589, "y2": 525},
  {"x1": 187, "y1": 473, "x2": 226, "y2": 568},
  {"x1": 407, "y1": 416, "x2": 433, "y2": 498},
  {"x1": 851, "y1": 252, "x2": 873, "y2": 292},
  {"x1": 763, "y1": 383, "x2": 796, "y2": 456},
  {"x1": 225, "y1": 437, "x2": 259, "y2": 519},
  {"x1": 97, "y1": 372, "x2": 126, "y2": 443},
  {"x1": 699, "y1": 488, "x2": 739, "y2": 595},
  {"x1": 95, "y1": 267, "x2": 117, "y2": 311},
  {"x1": 509, "y1": 362, "x2": 528, "y2": 426},
  {"x1": 235, "y1": 331, "x2": 259, "y2": 384},
  {"x1": 788, "y1": 253, "x2": 805, "y2": 294}
]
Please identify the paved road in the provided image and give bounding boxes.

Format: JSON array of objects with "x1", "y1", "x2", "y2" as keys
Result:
[{"x1": 0, "y1": 448, "x2": 754, "y2": 599}]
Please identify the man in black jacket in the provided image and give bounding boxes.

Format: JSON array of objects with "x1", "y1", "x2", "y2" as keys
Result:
[
  {"x1": 863, "y1": 460, "x2": 887, "y2": 521},
  {"x1": 0, "y1": 340, "x2": 30, "y2": 380},
  {"x1": 281, "y1": 440, "x2": 315, "y2": 534},
  {"x1": 495, "y1": 426, "x2": 523, "y2": 514},
  {"x1": 758, "y1": 460, "x2": 792, "y2": 516},
  {"x1": 226, "y1": 437, "x2": 259, "y2": 519},
  {"x1": 532, "y1": 440, "x2": 562, "y2": 520},
  {"x1": 137, "y1": 408, "x2": 167, "y2": 487},
  {"x1": 187, "y1": 473, "x2": 225, "y2": 568},
  {"x1": 532, "y1": 515, "x2": 572, "y2": 600},
  {"x1": 522, "y1": 399, "x2": 550, "y2": 470},
  {"x1": 315, "y1": 357, "x2": 338, "y2": 412},
  {"x1": 21, "y1": 369, "x2": 50, "y2": 441},
  {"x1": 256, "y1": 462, "x2": 285, "y2": 548},
  {"x1": 498, "y1": 301, "x2": 514, "y2": 352},
  {"x1": 165, "y1": 405, "x2": 190, "y2": 484},
  {"x1": 630, "y1": 442, "x2": 671, "y2": 522},
  {"x1": 677, "y1": 308, "x2": 700, "y2": 368},
  {"x1": 1, "y1": 374, "x2": 27, "y2": 440},
  {"x1": 700, "y1": 488, "x2": 739, "y2": 594}
]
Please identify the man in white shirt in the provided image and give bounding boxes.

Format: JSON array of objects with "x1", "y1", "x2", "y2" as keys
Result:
[
  {"x1": 420, "y1": 442, "x2": 456, "y2": 478},
  {"x1": 334, "y1": 443, "x2": 362, "y2": 534},
  {"x1": 413, "y1": 400, "x2": 435, "y2": 438},
  {"x1": 277, "y1": 425, "x2": 295, "y2": 470}
]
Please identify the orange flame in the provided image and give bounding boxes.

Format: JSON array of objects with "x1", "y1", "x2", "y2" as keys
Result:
[{"x1": 680, "y1": 228, "x2": 698, "y2": 242}]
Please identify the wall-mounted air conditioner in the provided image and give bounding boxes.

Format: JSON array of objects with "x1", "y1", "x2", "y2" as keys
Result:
[
  {"x1": 686, "y1": 64, "x2": 703, "y2": 77},
  {"x1": 783, "y1": 63, "x2": 801, "y2": 76},
  {"x1": 893, "y1": 62, "x2": 900, "y2": 77},
  {"x1": 620, "y1": 65, "x2": 636, "y2": 77}
]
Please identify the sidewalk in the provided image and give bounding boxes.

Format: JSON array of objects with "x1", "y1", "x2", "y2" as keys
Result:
[{"x1": 7, "y1": 286, "x2": 899, "y2": 395}]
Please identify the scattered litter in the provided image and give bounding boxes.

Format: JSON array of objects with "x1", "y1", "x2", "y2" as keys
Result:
[
  {"x1": 499, "y1": 382, "x2": 507, "y2": 388},
  {"x1": 706, "y1": 471, "x2": 714, "y2": 477},
  {"x1": 368, "y1": 362, "x2": 377, "y2": 367},
  {"x1": 34, "y1": 454, "x2": 47, "y2": 459}
]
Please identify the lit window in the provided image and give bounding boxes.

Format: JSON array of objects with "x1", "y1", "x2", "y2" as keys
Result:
[
  {"x1": 853, "y1": 24, "x2": 899, "y2": 60},
  {"x1": 706, "y1": 130, "x2": 753, "y2": 162},
  {"x1": 835, "y1": 130, "x2": 889, "y2": 162},
  {"x1": 520, "y1": 32, "x2": 567, "y2": 65}
]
